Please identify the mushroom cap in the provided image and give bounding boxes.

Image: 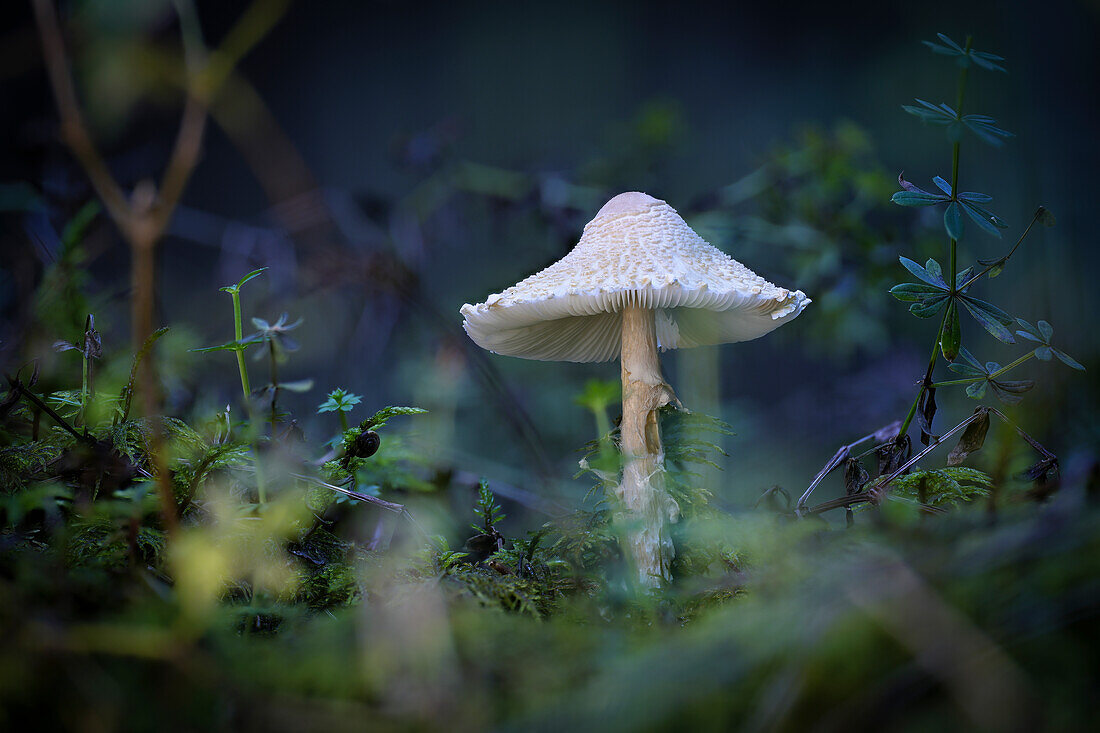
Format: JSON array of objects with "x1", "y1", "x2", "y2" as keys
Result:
[{"x1": 460, "y1": 192, "x2": 810, "y2": 362}]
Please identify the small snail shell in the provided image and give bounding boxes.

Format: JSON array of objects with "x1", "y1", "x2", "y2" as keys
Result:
[{"x1": 353, "y1": 430, "x2": 380, "y2": 458}]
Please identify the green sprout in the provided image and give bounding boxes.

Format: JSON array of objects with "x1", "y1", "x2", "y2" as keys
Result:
[
  {"x1": 318, "y1": 388, "x2": 363, "y2": 432},
  {"x1": 192, "y1": 267, "x2": 267, "y2": 405}
]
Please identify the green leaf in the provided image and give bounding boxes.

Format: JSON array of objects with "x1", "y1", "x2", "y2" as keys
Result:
[
  {"x1": 983, "y1": 259, "x2": 1006, "y2": 278},
  {"x1": 1015, "y1": 318, "x2": 1043, "y2": 343},
  {"x1": 1012, "y1": 319, "x2": 1084, "y2": 370},
  {"x1": 899, "y1": 256, "x2": 947, "y2": 287},
  {"x1": 933, "y1": 33, "x2": 964, "y2": 53},
  {"x1": 990, "y1": 380, "x2": 1035, "y2": 405},
  {"x1": 362, "y1": 405, "x2": 428, "y2": 430},
  {"x1": 220, "y1": 267, "x2": 268, "y2": 294},
  {"x1": 963, "y1": 295, "x2": 1015, "y2": 328},
  {"x1": 949, "y1": 362, "x2": 985, "y2": 378},
  {"x1": 889, "y1": 283, "x2": 948, "y2": 301},
  {"x1": 236, "y1": 267, "x2": 267, "y2": 287},
  {"x1": 932, "y1": 176, "x2": 952, "y2": 195},
  {"x1": 950, "y1": 351, "x2": 1031, "y2": 405},
  {"x1": 472, "y1": 478, "x2": 506, "y2": 533},
  {"x1": 574, "y1": 379, "x2": 620, "y2": 411},
  {"x1": 1038, "y1": 320, "x2": 1054, "y2": 341},
  {"x1": 1036, "y1": 206, "x2": 1056, "y2": 227},
  {"x1": 951, "y1": 347, "x2": 986, "y2": 375},
  {"x1": 190, "y1": 340, "x2": 247, "y2": 354},
  {"x1": 892, "y1": 191, "x2": 947, "y2": 207},
  {"x1": 1052, "y1": 348, "x2": 1085, "y2": 371},
  {"x1": 960, "y1": 200, "x2": 1006, "y2": 237},
  {"x1": 924, "y1": 258, "x2": 944, "y2": 281},
  {"x1": 902, "y1": 99, "x2": 957, "y2": 125},
  {"x1": 940, "y1": 301, "x2": 961, "y2": 361},
  {"x1": 962, "y1": 115, "x2": 1014, "y2": 146},
  {"x1": 970, "y1": 51, "x2": 1006, "y2": 73},
  {"x1": 890, "y1": 466, "x2": 992, "y2": 507},
  {"x1": 944, "y1": 201, "x2": 964, "y2": 240},
  {"x1": 921, "y1": 35, "x2": 1006, "y2": 73},
  {"x1": 965, "y1": 381, "x2": 988, "y2": 400},
  {"x1": 318, "y1": 388, "x2": 363, "y2": 414},
  {"x1": 923, "y1": 39, "x2": 958, "y2": 56},
  {"x1": 909, "y1": 297, "x2": 949, "y2": 318},
  {"x1": 959, "y1": 296, "x2": 1016, "y2": 343}
]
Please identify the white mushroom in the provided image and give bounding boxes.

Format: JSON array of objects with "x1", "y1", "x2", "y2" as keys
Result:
[{"x1": 461, "y1": 192, "x2": 809, "y2": 587}]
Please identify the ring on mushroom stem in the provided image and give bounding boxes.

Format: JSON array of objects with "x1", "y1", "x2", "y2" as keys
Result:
[{"x1": 460, "y1": 191, "x2": 810, "y2": 588}]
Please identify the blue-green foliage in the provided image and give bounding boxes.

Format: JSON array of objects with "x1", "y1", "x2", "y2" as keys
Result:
[
  {"x1": 887, "y1": 32, "x2": 1083, "y2": 423},
  {"x1": 317, "y1": 388, "x2": 362, "y2": 415}
]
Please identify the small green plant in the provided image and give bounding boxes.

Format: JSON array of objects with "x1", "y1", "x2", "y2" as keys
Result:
[
  {"x1": 795, "y1": 33, "x2": 1084, "y2": 519},
  {"x1": 192, "y1": 270, "x2": 317, "y2": 500},
  {"x1": 248, "y1": 313, "x2": 311, "y2": 428},
  {"x1": 317, "y1": 388, "x2": 363, "y2": 433},
  {"x1": 472, "y1": 478, "x2": 505, "y2": 535},
  {"x1": 51, "y1": 314, "x2": 101, "y2": 428},
  {"x1": 322, "y1": 405, "x2": 428, "y2": 490},
  {"x1": 192, "y1": 268, "x2": 267, "y2": 405},
  {"x1": 888, "y1": 33, "x2": 1083, "y2": 446},
  {"x1": 887, "y1": 466, "x2": 992, "y2": 508},
  {"x1": 573, "y1": 379, "x2": 620, "y2": 480}
]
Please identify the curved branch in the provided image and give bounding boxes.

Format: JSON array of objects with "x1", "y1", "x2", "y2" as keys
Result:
[{"x1": 31, "y1": 0, "x2": 131, "y2": 228}]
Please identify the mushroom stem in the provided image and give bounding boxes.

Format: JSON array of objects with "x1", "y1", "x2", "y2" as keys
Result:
[{"x1": 619, "y1": 303, "x2": 675, "y2": 587}]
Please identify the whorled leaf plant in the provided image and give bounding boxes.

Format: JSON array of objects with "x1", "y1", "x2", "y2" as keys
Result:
[
  {"x1": 888, "y1": 33, "x2": 1084, "y2": 447},
  {"x1": 795, "y1": 33, "x2": 1084, "y2": 519}
]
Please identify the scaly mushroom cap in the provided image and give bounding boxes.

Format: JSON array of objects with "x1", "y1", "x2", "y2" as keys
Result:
[{"x1": 460, "y1": 192, "x2": 810, "y2": 362}]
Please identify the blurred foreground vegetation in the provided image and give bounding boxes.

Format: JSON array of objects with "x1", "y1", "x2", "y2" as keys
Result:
[
  {"x1": 2, "y1": 398, "x2": 1099, "y2": 731},
  {"x1": 1, "y1": 269, "x2": 1098, "y2": 729}
]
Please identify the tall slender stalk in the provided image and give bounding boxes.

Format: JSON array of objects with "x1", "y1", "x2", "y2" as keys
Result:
[
  {"x1": 231, "y1": 289, "x2": 252, "y2": 401},
  {"x1": 897, "y1": 36, "x2": 973, "y2": 442},
  {"x1": 202, "y1": 270, "x2": 269, "y2": 504},
  {"x1": 268, "y1": 339, "x2": 279, "y2": 429},
  {"x1": 80, "y1": 344, "x2": 89, "y2": 427}
]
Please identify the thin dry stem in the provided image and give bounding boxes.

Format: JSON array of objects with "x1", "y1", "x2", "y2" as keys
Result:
[{"x1": 31, "y1": 0, "x2": 287, "y2": 533}]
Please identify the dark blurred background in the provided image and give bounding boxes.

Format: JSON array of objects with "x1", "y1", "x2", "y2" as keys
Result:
[{"x1": 2, "y1": 0, "x2": 1098, "y2": 514}]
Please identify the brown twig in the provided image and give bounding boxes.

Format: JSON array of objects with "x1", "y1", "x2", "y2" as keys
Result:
[
  {"x1": 801, "y1": 410, "x2": 988, "y2": 517},
  {"x1": 801, "y1": 405, "x2": 1061, "y2": 518},
  {"x1": 796, "y1": 430, "x2": 880, "y2": 511},
  {"x1": 31, "y1": 0, "x2": 288, "y2": 534},
  {"x1": 803, "y1": 491, "x2": 948, "y2": 517},
  {"x1": 290, "y1": 473, "x2": 430, "y2": 541},
  {"x1": 986, "y1": 407, "x2": 1057, "y2": 462},
  {"x1": 796, "y1": 422, "x2": 901, "y2": 513},
  {"x1": 30, "y1": 0, "x2": 131, "y2": 228},
  {"x1": 5, "y1": 373, "x2": 90, "y2": 444}
]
